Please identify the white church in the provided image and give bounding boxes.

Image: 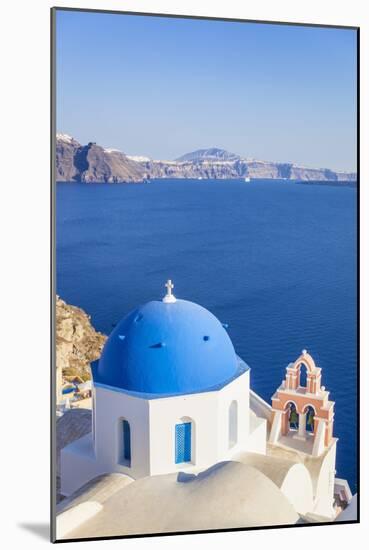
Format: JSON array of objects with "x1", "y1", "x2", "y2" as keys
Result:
[{"x1": 59, "y1": 281, "x2": 353, "y2": 538}]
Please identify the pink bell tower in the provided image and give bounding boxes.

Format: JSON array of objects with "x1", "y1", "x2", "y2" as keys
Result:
[{"x1": 269, "y1": 350, "x2": 335, "y2": 456}]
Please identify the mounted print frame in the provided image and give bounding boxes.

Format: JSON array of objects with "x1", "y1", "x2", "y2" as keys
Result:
[{"x1": 51, "y1": 6, "x2": 359, "y2": 543}]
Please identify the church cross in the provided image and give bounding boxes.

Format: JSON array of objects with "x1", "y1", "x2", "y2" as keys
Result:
[
  {"x1": 163, "y1": 279, "x2": 176, "y2": 303},
  {"x1": 165, "y1": 279, "x2": 174, "y2": 296}
]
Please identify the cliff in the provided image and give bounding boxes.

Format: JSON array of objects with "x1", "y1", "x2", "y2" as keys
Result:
[
  {"x1": 56, "y1": 134, "x2": 145, "y2": 183},
  {"x1": 56, "y1": 134, "x2": 81, "y2": 181},
  {"x1": 56, "y1": 296, "x2": 107, "y2": 381},
  {"x1": 134, "y1": 149, "x2": 356, "y2": 182},
  {"x1": 56, "y1": 137, "x2": 356, "y2": 183}
]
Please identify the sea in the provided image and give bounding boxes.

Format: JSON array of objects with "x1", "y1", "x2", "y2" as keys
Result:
[{"x1": 56, "y1": 179, "x2": 357, "y2": 492}]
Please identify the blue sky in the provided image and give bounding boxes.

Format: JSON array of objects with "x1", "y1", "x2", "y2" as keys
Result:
[{"x1": 56, "y1": 10, "x2": 357, "y2": 171}]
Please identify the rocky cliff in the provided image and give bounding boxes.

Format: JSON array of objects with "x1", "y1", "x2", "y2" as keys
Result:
[
  {"x1": 56, "y1": 134, "x2": 81, "y2": 181},
  {"x1": 56, "y1": 134, "x2": 145, "y2": 183},
  {"x1": 134, "y1": 149, "x2": 356, "y2": 182},
  {"x1": 56, "y1": 296, "x2": 107, "y2": 381},
  {"x1": 56, "y1": 136, "x2": 356, "y2": 183}
]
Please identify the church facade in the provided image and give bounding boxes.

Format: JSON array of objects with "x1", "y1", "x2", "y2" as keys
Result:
[{"x1": 60, "y1": 281, "x2": 347, "y2": 524}]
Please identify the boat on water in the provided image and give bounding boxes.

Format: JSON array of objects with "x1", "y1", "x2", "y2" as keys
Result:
[{"x1": 244, "y1": 177, "x2": 251, "y2": 182}]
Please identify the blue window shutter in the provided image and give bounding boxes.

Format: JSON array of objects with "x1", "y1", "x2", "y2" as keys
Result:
[
  {"x1": 123, "y1": 420, "x2": 131, "y2": 462},
  {"x1": 175, "y1": 422, "x2": 191, "y2": 464}
]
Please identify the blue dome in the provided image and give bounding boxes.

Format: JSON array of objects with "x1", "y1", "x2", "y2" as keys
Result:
[{"x1": 94, "y1": 299, "x2": 242, "y2": 396}]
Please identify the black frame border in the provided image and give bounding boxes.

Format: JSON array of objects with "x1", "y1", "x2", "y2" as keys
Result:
[{"x1": 50, "y1": 6, "x2": 360, "y2": 544}]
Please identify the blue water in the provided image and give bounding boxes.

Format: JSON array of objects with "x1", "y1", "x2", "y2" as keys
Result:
[{"x1": 56, "y1": 179, "x2": 357, "y2": 491}]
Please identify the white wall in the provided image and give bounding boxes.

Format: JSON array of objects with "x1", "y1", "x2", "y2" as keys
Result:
[
  {"x1": 249, "y1": 389, "x2": 273, "y2": 423},
  {"x1": 62, "y1": 370, "x2": 252, "y2": 493},
  {"x1": 61, "y1": 434, "x2": 104, "y2": 497},
  {"x1": 313, "y1": 442, "x2": 337, "y2": 518},
  {"x1": 94, "y1": 386, "x2": 151, "y2": 479},
  {"x1": 148, "y1": 391, "x2": 218, "y2": 475},
  {"x1": 148, "y1": 371, "x2": 250, "y2": 475},
  {"x1": 247, "y1": 413, "x2": 267, "y2": 454},
  {"x1": 62, "y1": 385, "x2": 153, "y2": 495},
  {"x1": 218, "y1": 371, "x2": 250, "y2": 459},
  {"x1": 280, "y1": 464, "x2": 314, "y2": 515}
]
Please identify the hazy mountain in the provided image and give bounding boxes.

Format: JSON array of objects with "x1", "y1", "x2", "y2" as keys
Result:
[{"x1": 176, "y1": 148, "x2": 241, "y2": 163}]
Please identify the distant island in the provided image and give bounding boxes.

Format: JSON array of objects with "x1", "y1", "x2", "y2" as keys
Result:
[{"x1": 56, "y1": 133, "x2": 356, "y2": 184}]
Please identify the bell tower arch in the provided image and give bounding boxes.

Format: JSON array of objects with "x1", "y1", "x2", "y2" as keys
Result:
[{"x1": 269, "y1": 350, "x2": 335, "y2": 456}]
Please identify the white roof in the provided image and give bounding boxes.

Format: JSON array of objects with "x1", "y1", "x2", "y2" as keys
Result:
[{"x1": 57, "y1": 461, "x2": 299, "y2": 539}]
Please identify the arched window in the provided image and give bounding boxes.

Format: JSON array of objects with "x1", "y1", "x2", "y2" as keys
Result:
[
  {"x1": 287, "y1": 402, "x2": 299, "y2": 430},
  {"x1": 299, "y1": 364, "x2": 307, "y2": 388},
  {"x1": 305, "y1": 406, "x2": 315, "y2": 433},
  {"x1": 228, "y1": 400, "x2": 238, "y2": 448},
  {"x1": 118, "y1": 418, "x2": 131, "y2": 466},
  {"x1": 175, "y1": 420, "x2": 192, "y2": 464}
]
